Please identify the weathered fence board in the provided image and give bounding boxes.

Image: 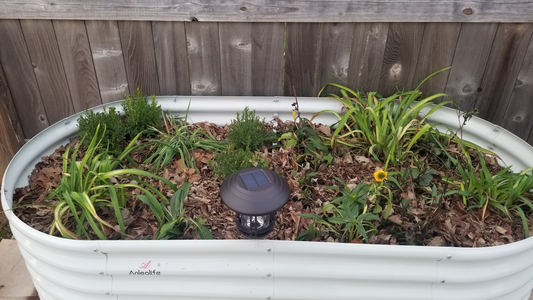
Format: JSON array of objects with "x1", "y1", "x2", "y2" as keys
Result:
[
  {"x1": 21, "y1": 20, "x2": 74, "y2": 124},
  {"x1": 347, "y1": 23, "x2": 389, "y2": 93},
  {"x1": 119, "y1": 21, "x2": 160, "y2": 96},
  {"x1": 413, "y1": 23, "x2": 461, "y2": 99},
  {"x1": 152, "y1": 21, "x2": 191, "y2": 96},
  {"x1": 0, "y1": 20, "x2": 49, "y2": 137},
  {"x1": 53, "y1": 20, "x2": 102, "y2": 112},
  {"x1": 251, "y1": 23, "x2": 285, "y2": 96},
  {"x1": 378, "y1": 23, "x2": 425, "y2": 96},
  {"x1": 1, "y1": 1, "x2": 533, "y2": 23},
  {"x1": 476, "y1": 23, "x2": 533, "y2": 125},
  {"x1": 284, "y1": 23, "x2": 321, "y2": 97},
  {"x1": 219, "y1": 23, "x2": 253, "y2": 96},
  {"x1": 85, "y1": 20, "x2": 130, "y2": 103},
  {"x1": 186, "y1": 22, "x2": 222, "y2": 96},
  {"x1": 314, "y1": 23, "x2": 354, "y2": 96},
  {"x1": 444, "y1": 23, "x2": 498, "y2": 112},
  {"x1": 503, "y1": 35, "x2": 533, "y2": 142}
]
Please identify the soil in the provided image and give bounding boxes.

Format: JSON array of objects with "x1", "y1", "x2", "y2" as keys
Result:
[{"x1": 12, "y1": 119, "x2": 530, "y2": 247}]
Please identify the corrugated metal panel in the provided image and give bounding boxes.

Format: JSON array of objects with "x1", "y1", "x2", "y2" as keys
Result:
[{"x1": 3, "y1": 96, "x2": 533, "y2": 300}]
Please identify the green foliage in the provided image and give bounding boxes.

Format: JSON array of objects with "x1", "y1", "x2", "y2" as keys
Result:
[
  {"x1": 49, "y1": 125, "x2": 210, "y2": 240},
  {"x1": 314, "y1": 68, "x2": 452, "y2": 168},
  {"x1": 144, "y1": 114, "x2": 226, "y2": 173},
  {"x1": 122, "y1": 88, "x2": 163, "y2": 138},
  {"x1": 228, "y1": 107, "x2": 268, "y2": 151},
  {"x1": 0, "y1": 218, "x2": 12, "y2": 239},
  {"x1": 209, "y1": 146, "x2": 268, "y2": 179},
  {"x1": 445, "y1": 152, "x2": 533, "y2": 238},
  {"x1": 298, "y1": 180, "x2": 380, "y2": 243},
  {"x1": 279, "y1": 119, "x2": 332, "y2": 167},
  {"x1": 77, "y1": 106, "x2": 127, "y2": 152}
]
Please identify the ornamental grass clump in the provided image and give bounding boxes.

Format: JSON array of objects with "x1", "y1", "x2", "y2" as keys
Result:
[{"x1": 314, "y1": 68, "x2": 452, "y2": 168}]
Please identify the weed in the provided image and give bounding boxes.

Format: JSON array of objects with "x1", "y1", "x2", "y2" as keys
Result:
[{"x1": 77, "y1": 106, "x2": 127, "y2": 152}]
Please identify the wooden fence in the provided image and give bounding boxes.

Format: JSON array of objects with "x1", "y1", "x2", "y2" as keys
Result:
[{"x1": 1, "y1": 1, "x2": 533, "y2": 180}]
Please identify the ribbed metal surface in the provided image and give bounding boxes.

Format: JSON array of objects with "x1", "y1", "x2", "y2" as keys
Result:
[{"x1": 2, "y1": 96, "x2": 533, "y2": 300}]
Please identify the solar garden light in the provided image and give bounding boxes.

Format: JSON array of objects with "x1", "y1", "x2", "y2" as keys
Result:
[{"x1": 220, "y1": 167, "x2": 290, "y2": 239}]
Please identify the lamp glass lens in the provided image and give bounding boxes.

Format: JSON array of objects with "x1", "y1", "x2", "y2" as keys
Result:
[{"x1": 240, "y1": 214, "x2": 270, "y2": 233}]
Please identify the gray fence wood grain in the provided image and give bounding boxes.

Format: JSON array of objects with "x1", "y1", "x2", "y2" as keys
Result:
[
  {"x1": 378, "y1": 23, "x2": 425, "y2": 96},
  {"x1": 251, "y1": 23, "x2": 285, "y2": 96},
  {"x1": 2, "y1": 1, "x2": 533, "y2": 22},
  {"x1": 119, "y1": 21, "x2": 160, "y2": 96},
  {"x1": 0, "y1": 61, "x2": 24, "y2": 148},
  {"x1": 220, "y1": 23, "x2": 253, "y2": 96},
  {"x1": 186, "y1": 22, "x2": 222, "y2": 96},
  {"x1": 476, "y1": 23, "x2": 533, "y2": 125},
  {"x1": 152, "y1": 21, "x2": 191, "y2": 96},
  {"x1": 86, "y1": 20, "x2": 130, "y2": 103},
  {"x1": 0, "y1": 20, "x2": 49, "y2": 137},
  {"x1": 53, "y1": 20, "x2": 102, "y2": 112},
  {"x1": 347, "y1": 23, "x2": 389, "y2": 93}
]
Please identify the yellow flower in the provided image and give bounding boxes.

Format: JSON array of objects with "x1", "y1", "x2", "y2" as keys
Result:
[{"x1": 374, "y1": 170, "x2": 387, "y2": 182}]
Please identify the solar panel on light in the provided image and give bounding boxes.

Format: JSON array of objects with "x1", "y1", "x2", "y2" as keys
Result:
[{"x1": 240, "y1": 171, "x2": 271, "y2": 190}]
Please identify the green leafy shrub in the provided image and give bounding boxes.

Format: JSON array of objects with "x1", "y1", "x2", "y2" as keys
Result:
[
  {"x1": 228, "y1": 107, "x2": 268, "y2": 151},
  {"x1": 122, "y1": 88, "x2": 163, "y2": 138},
  {"x1": 278, "y1": 119, "x2": 332, "y2": 167},
  {"x1": 209, "y1": 146, "x2": 268, "y2": 179},
  {"x1": 77, "y1": 106, "x2": 127, "y2": 151}
]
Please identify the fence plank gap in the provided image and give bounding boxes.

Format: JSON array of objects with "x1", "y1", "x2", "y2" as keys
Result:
[
  {"x1": 378, "y1": 23, "x2": 425, "y2": 96},
  {"x1": 152, "y1": 21, "x2": 191, "y2": 96},
  {"x1": 53, "y1": 20, "x2": 101, "y2": 112}
]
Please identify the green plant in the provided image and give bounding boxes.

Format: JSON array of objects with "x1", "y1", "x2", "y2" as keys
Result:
[
  {"x1": 228, "y1": 107, "x2": 268, "y2": 151},
  {"x1": 49, "y1": 125, "x2": 209, "y2": 240},
  {"x1": 445, "y1": 151, "x2": 533, "y2": 237},
  {"x1": 77, "y1": 106, "x2": 127, "y2": 152},
  {"x1": 122, "y1": 88, "x2": 163, "y2": 138},
  {"x1": 209, "y1": 146, "x2": 268, "y2": 179},
  {"x1": 0, "y1": 218, "x2": 12, "y2": 239},
  {"x1": 314, "y1": 68, "x2": 453, "y2": 168},
  {"x1": 279, "y1": 119, "x2": 332, "y2": 167},
  {"x1": 144, "y1": 113, "x2": 226, "y2": 173},
  {"x1": 298, "y1": 180, "x2": 380, "y2": 243}
]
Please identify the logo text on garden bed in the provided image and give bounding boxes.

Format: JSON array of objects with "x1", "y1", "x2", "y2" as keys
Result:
[{"x1": 129, "y1": 260, "x2": 161, "y2": 275}]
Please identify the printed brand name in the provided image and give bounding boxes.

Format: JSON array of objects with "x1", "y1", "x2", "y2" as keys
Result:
[
  {"x1": 129, "y1": 269, "x2": 161, "y2": 275},
  {"x1": 129, "y1": 260, "x2": 161, "y2": 275}
]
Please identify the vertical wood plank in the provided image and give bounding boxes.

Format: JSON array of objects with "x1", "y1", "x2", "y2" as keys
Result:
[
  {"x1": 314, "y1": 22, "x2": 354, "y2": 95},
  {"x1": 185, "y1": 22, "x2": 221, "y2": 96},
  {"x1": 119, "y1": 21, "x2": 160, "y2": 96},
  {"x1": 0, "y1": 20, "x2": 49, "y2": 137},
  {"x1": 0, "y1": 61, "x2": 24, "y2": 181},
  {"x1": 502, "y1": 36, "x2": 533, "y2": 140},
  {"x1": 219, "y1": 23, "x2": 252, "y2": 96},
  {"x1": 53, "y1": 20, "x2": 101, "y2": 112},
  {"x1": 378, "y1": 23, "x2": 425, "y2": 96},
  {"x1": 413, "y1": 23, "x2": 461, "y2": 98},
  {"x1": 21, "y1": 20, "x2": 74, "y2": 124},
  {"x1": 251, "y1": 23, "x2": 285, "y2": 96},
  {"x1": 86, "y1": 20, "x2": 130, "y2": 103},
  {"x1": 444, "y1": 23, "x2": 498, "y2": 112},
  {"x1": 476, "y1": 23, "x2": 533, "y2": 124},
  {"x1": 347, "y1": 23, "x2": 389, "y2": 93},
  {"x1": 284, "y1": 23, "x2": 321, "y2": 97},
  {"x1": 152, "y1": 21, "x2": 191, "y2": 95},
  {"x1": 0, "y1": 60, "x2": 24, "y2": 146}
]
